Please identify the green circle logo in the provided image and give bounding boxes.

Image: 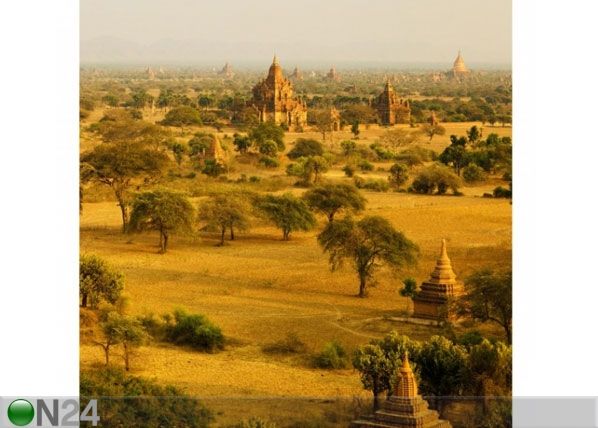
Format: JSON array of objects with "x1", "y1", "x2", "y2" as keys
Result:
[{"x1": 7, "y1": 399, "x2": 34, "y2": 426}]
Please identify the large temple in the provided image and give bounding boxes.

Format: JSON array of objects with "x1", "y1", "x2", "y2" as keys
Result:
[
  {"x1": 451, "y1": 51, "x2": 470, "y2": 79},
  {"x1": 351, "y1": 353, "x2": 452, "y2": 428},
  {"x1": 374, "y1": 80, "x2": 411, "y2": 125},
  {"x1": 249, "y1": 56, "x2": 308, "y2": 131},
  {"x1": 412, "y1": 239, "x2": 464, "y2": 320},
  {"x1": 218, "y1": 62, "x2": 234, "y2": 79}
]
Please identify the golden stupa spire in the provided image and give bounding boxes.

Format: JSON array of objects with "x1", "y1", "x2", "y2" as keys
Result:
[
  {"x1": 395, "y1": 351, "x2": 418, "y2": 398},
  {"x1": 429, "y1": 239, "x2": 457, "y2": 284},
  {"x1": 272, "y1": 54, "x2": 279, "y2": 65}
]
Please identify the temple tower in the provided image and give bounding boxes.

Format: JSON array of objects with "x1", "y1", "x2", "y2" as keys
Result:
[
  {"x1": 249, "y1": 56, "x2": 307, "y2": 131},
  {"x1": 374, "y1": 79, "x2": 411, "y2": 125},
  {"x1": 351, "y1": 353, "x2": 452, "y2": 428},
  {"x1": 452, "y1": 51, "x2": 470, "y2": 79},
  {"x1": 412, "y1": 239, "x2": 464, "y2": 320}
]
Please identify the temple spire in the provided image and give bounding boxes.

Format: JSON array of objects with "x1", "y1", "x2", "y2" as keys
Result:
[
  {"x1": 395, "y1": 351, "x2": 418, "y2": 398},
  {"x1": 272, "y1": 54, "x2": 279, "y2": 65}
]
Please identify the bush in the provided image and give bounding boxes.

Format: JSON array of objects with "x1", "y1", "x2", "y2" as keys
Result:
[
  {"x1": 354, "y1": 177, "x2": 389, "y2": 192},
  {"x1": 166, "y1": 310, "x2": 224, "y2": 352},
  {"x1": 249, "y1": 176, "x2": 261, "y2": 183},
  {"x1": 462, "y1": 164, "x2": 487, "y2": 183},
  {"x1": 80, "y1": 367, "x2": 213, "y2": 427},
  {"x1": 259, "y1": 156, "x2": 280, "y2": 168},
  {"x1": 340, "y1": 140, "x2": 357, "y2": 156},
  {"x1": 287, "y1": 138, "x2": 324, "y2": 159},
  {"x1": 411, "y1": 164, "x2": 462, "y2": 195},
  {"x1": 231, "y1": 418, "x2": 277, "y2": 428},
  {"x1": 493, "y1": 186, "x2": 512, "y2": 198},
  {"x1": 357, "y1": 159, "x2": 374, "y2": 172},
  {"x1": 394, "y1": 146, "x2": 436, "y2": 166},
  {"x1": 262, "y1": 332, "x2": 307, "y2": 354},
  {"x1": 313, "y1": 341, "x2": 350, "y2": 369},
  {"x1": 389, "y1": 162, "x2": 409, "y2": 188},
  {"x1": 342, "y1": 164, "x2": 355, "y2": 177}
]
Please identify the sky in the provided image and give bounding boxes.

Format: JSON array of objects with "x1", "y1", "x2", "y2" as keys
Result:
[{"x1": 80, "y1": 0, "x2": 511, "y2": 68}]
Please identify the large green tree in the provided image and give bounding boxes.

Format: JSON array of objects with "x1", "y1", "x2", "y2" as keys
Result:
[
  {"x1": 80, "y1": 255, "x2": 124, "y2": 309},
  {"x1": 81, "y1": 142, "x2": 169, "y2": 231},
  {"x1": 352, "y1": 344, "x2": 393, "y2": 411},
  {"x1": 128, "y1": 191, "x2": 195, "y2": 253},
  {"x1": 248, "y1": 121, "x2": 285, "y2": 152},
  {"x1": 257, "y1": 193, "x2": 316, "y2": 240},
  {"x1": 458, "y1": 269, "x2": 512, "y2": 344},
  {"x1": 161, "y1": 106, "x2": 203, "y2": 131},
  {"x1": 303, "y1": 184, "x2": 366, "y2": 222},
  {"x1": 318, "y1": 216, "x2": 418, "y2": 297}
]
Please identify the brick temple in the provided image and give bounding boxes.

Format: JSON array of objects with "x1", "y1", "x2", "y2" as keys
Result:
[
  {"x1": 249, "y1": 56, "x2": 307, "y2": 131},
  {"x1": 412, "y1": 239, "x2": 464, "y2": 320},
  {"x1": 351, "y1": 353, "x2": 452, "y2": 428},
  {"x1": 374, "y1": 80, "x2": 411, "y2": 125}
]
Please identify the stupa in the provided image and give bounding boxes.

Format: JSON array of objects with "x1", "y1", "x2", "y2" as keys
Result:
[
  {"x1": 351, "y1": 353, "x2": 452, "y2": 428},
  {"x1": 411, "y1": 239, "x2": 464, "y2": 320},
  {"x1": 451, "y1": 51, "x2": 470, "y2": 79},
  {"x1": 219, "y1": 62, "x2": 234, "y2": 79}
]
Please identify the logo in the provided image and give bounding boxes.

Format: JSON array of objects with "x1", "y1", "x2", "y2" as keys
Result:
[{"x1": 1, "y1": 397, "x2": 99, "y2": 427}]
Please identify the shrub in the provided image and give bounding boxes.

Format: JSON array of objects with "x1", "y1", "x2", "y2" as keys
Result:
[
  {"x1": 342, "y1": 164, "x2": 356, "y2": 177},
  {"x1": 340, "y1": 140, "x2": 357, "y2": 156},
  {"x1": 262, "y1": 332, "x2": 307, "y2": 354},
  {"x1": 249, "y1": 176, "x2": 261, "y2": 183},
  {"x1": 369, "y1": 143, "x2": 394, "y2": 160},
  {"x1": 202, "y1": 159, "x2": 226, "y2": 177},
  {"x1": 313, "y1": 341, "x2": 350, "y2": 369},
  {"x1": 389, "y1": 162, "x2": 409, "y2": 188},
  {"x1": 287, "y1": 138, "x2": 324, "y2": 159},
  {"x1": 493, "y1": 186, "x2": 512, "y2": 198},
  {"x1": 80, "y1": 367, "x2": 213, "y2": 427},
  {"x1": 462, "y1": 164, "x2": 487, "y2": 183},
  {"x1": 394, "y1": 146, "x2": 436, "y2": 166},
  {"x1": 259, "y1": 156, "x2": 280, "y2": 168},
  {"x1": 410, "y1": 164, "x2": 462, "y2": 195},
  {"x1": 231, "y1": 418, "x2": 277, "y2": 428},
  {"x1": 357, "y1": 159, "x2": 374, "y2": 172},
  {"x1": 354, "y1": 177, "x2": 389, "y2": 192},
  {"x1": 166, "y1": 310, "x2": 224, "y2": 352}
]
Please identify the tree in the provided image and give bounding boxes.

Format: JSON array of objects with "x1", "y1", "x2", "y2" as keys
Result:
[
  {"x1": 400, "y1": 277, "x2": 417, "y2": 298},
  {"x1": 81, "y1": 141, "x2": 169, "y2": 232},
  {"x1": 257, "y1": 193, "x2": 316, "y2": 240},
  {"x1": 439, "y1": 135, "x2": 471, "y2": 176},
  {"x1": 467, "y1": 125, "x2": 482, "y2": 144},
  {"x1": 351, "y1": 121, "x2": 360, "y2": 138},
  {"x1": 380, "y1": 129, "x2": 421, "y2": 149},
  {"x1": 161, "y1": 106, "x2": 203, "y2": 131},
  {"x1": 419, "y1": 123, "x2": 446, "y2": 141},
  {"x1": 311, "y1": 109, "x2": 335, "y2": 141},
  {"x1": 340, "y1": 104, "x2": 377, "y2": 125},
  {"x1": 416, "y1": 336, "x2": 470, "y2": 416},
  {"x1": 128, "y1": 191, "x2": 195, "y2": 253},
  {"x1": 411, "y1": 164, "x2": 462, "y2": 195},
  {"x1": 232, "y1": 133, "x2": 252, "y2": 154},
  {"x1": 287, "y1": 138, "x2": 324, "y2": 159},
  {"x1": 459, "y1": 269, "x2": 512, "y2": 344},
  {"x1": 197, "y1": 95, "x2": 214, "y2": 111},
  {"x1": 340, "y1": 140, "x2": 357, "y2": 156},
  {"x1": 80, "y1": 255, "x2": 124, "y2": 308},
  {"x1": 318, "y1": 216, "x2": 418, "y2": 297},
  {"x1": 248, "y1": 121, "x2": 285, "y2": 152},
  {"x1": 170, "y1": 142, "x2": 187, "y2": 166},
  {"x1": 188, "y1": 133, "x2": 215, "y2": 157},
  {"x1": 388, "y1": 163, "x2": 409, "y2": 189},
  {"x1": 258, "y1": 139, "x2": 279, "y2": 157},
  {"x1": 352, "y1": 344, "x2": 393, "y2": 411},
  {"x1": 285, "y1": 156, "x2": 329, "y2": 185},
  {"x1": 198, "y1": 195, "x2": 251, "y2": 245},
  {"x1": 94, "y1": 312, "x2": 147, "y2": 371},
  {"x1": 303, "y1": 184, "x2": 366, "y2": 222}
]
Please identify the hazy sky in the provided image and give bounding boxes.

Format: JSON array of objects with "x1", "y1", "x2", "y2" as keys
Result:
[{"x1": 80, "y1": 0, "x2": 511, "y2": 67}]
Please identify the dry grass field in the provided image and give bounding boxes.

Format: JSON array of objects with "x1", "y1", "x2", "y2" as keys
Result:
[{"x1": 80, "y1": 121, "x2": 511, "y2": 426}]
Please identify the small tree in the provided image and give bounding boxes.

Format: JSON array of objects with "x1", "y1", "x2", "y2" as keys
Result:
[
  {"x1": 458, "y1": 269, "x2": 512, "y2": 344},
  {"x1": 303, "y1": 184, "x2": 366, "y2": 222},
  {"x1": 388, "y1": 163, "x2": 409, "y2": 189},
  {"x1": 198, "y1": 195, "x2": 251, "y2": 245},
  {"x1": 352, "y1": 344, "x2": 393, "y2": 411},
  {"x1": 128, "y1": 191, "x2": 195, "y2": 253},
  {"x1": 287, "y1": 138, "x2": 324, "y2": 159},
  {"x1": 80, "y1": 255, "x2": 124, "y2": 308},
  {"x1": 171, "y1": 142, "x2": 187, "y2": 166},
  {"x1": 96, "y1": 312, "x2": 147, "y2": 371},
  {"x1": 467, "y1": 125, "x2": 482, "y2": 144},
  {"x1": 161, "y1": 106, "x2": 203, "y2": 131},
  {"x1": 411, "y1": 164, "x2": 462, "y2": 195},
  {"x1": 340, "y1": 140, "x2": 357, "y2": 156},
  {"x1": 232, "y1": 133, "x2": 252, "y2": 154},
  {"x1": 248, "y1": 121, "x2": 285, "y2": 152},
  {"x1": 318, "y1": 216, "x2": 418, "y2": 297},
  {"x1": 351, "y1": 121, "x2": 360, "y2": 138},
  {"x1": 400, "y1": 277, "x2": 417, "y2": 298},
  {"x1": 439, "y1": 136, "x2": 471, "y2": 176},
  {"x1": 257, "y1": 193, "x2": 316, "y2": 240},
  {"x1": 419, "y1": 123, "x2": 446, "y2": 141}
]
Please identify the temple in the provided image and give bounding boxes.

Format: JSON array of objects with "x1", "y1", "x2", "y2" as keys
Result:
[
  {"x1": 290, "y1": 66, "x2": 304, "y2": 81},
  {"x1": 412, "y1": 239, "x2": 464, "y2": 320},
  {"x1": 249, "y1": 56, "x2": 308, "y2": 131},
  {"x1": 374, "y1": 80, "x2": 411, "y2": 125},
  {"x1": 219, "y1": 62, "x2": 234, "y2": 79},
  {"x1": 326, "y1": 66, "x2": 340, "y2": 81},
  {"x1": 351, "y1": 353, "x2": 452, "y2": 428},
  {"x1": 451, "y1": 51, "x2": 470, "y2": 79}
]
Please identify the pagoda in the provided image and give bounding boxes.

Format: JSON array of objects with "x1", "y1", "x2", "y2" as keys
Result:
[
  {"x1": 351, "y1": 353, "x2": 452, "y2": 428},
  {"x1": 412, "y1": 239, "x2": 464, "y2": 320},
  {"x1": 374, "y1": 80, "x2": 411, "y2": 125},
  {"x1": 249, "y1": 55, "x2": 307, "y2": 131},
  {"x1": 326, "y1": 66, "x2": 340, "y2": 81},
  {"x1": 451, "y1": 51, "x2": 470, "y2": 79},
  {"x1": 219, "y1": 62, "x2": 234, "y2": 79},
  {"x1": 290, "y1": 66, "x2": 304, "y2": 81}
]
